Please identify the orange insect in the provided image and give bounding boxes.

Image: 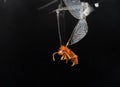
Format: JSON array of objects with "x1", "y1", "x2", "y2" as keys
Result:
[{"x1": 53, "y1": 45, "x2": 78, "y2": 66}]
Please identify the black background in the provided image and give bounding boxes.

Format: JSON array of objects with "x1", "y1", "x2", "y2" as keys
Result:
[{"x1": 0, "y1": 0, "x2": 120, "y2": 87}]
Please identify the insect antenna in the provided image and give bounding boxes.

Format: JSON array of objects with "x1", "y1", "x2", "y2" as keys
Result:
[
  {"x1": 56, "y1": 0, "x2": 65, "y2": 46},
  {"x1": 56, "y1": 7, "x2": 62, "y2": 45}
]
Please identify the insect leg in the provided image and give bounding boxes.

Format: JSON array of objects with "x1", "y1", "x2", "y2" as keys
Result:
[
  {"x1": 52, "y1": 52, "x2": 58, "y2": 61},
  {"x1": 60, "y1": 54, "x2": 69, "y2": 64},
  {"x1": 71, "y1": 55, "x2": 78, "y2": 66}
]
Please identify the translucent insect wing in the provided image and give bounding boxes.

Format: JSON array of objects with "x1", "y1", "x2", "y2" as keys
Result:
[
  {"x1": 67, "y1": 19, "x2": 88, "y2": 45},
  {"x1": 63, "y1": 0, "x2": 82, "y2": 19}
]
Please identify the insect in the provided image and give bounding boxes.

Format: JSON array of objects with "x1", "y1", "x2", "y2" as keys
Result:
[
  {"x1": 53, "y1": 45, "x2": 78, "y2": 66},
  {"x1": 39, "y1": 0, "x2": 100, "y2": 66}
]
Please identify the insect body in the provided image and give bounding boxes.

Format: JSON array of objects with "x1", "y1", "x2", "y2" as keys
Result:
[{"x1": 53, "y1": 45, "x2": 78, "y2": 66}]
